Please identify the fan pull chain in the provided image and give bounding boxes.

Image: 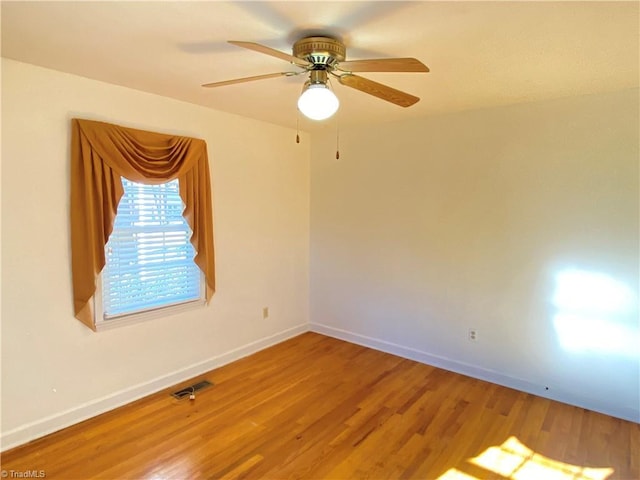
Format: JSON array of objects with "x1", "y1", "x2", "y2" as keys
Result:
[
  {"x1": 296, "y1": 111, "x2": 300, "y2": 144},
  {"x1": 336, "y1": 116, "x2": 340, "y2": 160}
]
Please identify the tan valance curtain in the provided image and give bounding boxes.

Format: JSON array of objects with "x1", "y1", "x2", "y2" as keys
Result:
[{"x1": 70, "y1": 119, "x2": 215, "y2": 330}]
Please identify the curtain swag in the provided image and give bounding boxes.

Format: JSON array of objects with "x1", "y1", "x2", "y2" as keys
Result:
[{"x1": 70, "y1": 119, "x2": 215, "y2": 330}]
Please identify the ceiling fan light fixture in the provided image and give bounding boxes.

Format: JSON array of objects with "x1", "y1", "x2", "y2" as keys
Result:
[{"x1": 297, "y1": 83, "x2": 339, "y2": 121}]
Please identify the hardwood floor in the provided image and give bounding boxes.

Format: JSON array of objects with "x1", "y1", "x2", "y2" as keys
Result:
[{"x1": 1, "y1": 332, "x2": 638, "y2": 479}]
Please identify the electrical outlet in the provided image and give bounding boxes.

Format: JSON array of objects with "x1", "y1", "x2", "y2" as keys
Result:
[
  {"x1": 468, "y1": 329, "x2": 478, "y2": 341},
  {"x1": 262, "y1": 307, "x2": 269, "y2": 319}
]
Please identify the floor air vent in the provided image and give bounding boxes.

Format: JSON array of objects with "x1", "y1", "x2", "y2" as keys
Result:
[{"x1": 171, "y1": 380, "x2": 214, "y2": 399}]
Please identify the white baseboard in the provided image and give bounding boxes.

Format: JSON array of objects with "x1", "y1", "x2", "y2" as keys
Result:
[
  {"x1": 310, "y1": 322, "x2": 639, "y2": 423},
  {"x1": 0, "y1": 323, "x2": 308, "y2": 452}
]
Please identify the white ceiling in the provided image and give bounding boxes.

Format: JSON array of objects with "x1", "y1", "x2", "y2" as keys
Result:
[{"x1": 2, "y1": 1, "x2": 638, "y2": 131}]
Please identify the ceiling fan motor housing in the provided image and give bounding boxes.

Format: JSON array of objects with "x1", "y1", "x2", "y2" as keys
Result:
[{"x1": 293, "y1": 36, "x2": 346, "y2": 69}]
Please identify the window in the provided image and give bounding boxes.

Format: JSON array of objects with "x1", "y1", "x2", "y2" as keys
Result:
[
  {"x1": 70, "y1": 118, "x2": 215, "y2": 331},
  {"x1": 95, "y1": 178, "x2": 203, "y2": 328}
]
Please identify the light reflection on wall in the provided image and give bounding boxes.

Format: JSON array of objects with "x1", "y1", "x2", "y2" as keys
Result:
[{"x1": 552, "y1": 269, "x2": 639, "y2": 357}]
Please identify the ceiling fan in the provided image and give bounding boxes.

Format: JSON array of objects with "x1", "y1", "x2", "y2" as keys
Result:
[{"x1": 202, "y1": 36, "x2": 429, "y2": 121}]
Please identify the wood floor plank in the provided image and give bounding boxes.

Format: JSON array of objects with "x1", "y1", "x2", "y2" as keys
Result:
[{"x1": 1, "y1": 332, "x2": 638, "y2": 479}]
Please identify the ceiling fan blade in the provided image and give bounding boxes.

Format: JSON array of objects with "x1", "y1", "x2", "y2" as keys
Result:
[
  {"x1": 338, "y1": 74, "x2": 420, "y2": 107},
  {"x1": 228, "y1": 41, "x2": 311, "y2": 67},
  {"x1": 202, "y1": 72, "x2": 290, "y2": 88},
  {"x1": 338, "y1": 58, "x2": 429, "y2": 73}
]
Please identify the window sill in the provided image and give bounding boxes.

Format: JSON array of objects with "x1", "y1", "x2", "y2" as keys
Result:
[{"x1": 94, "y1": 299, "x2": 206, "y2": 331}]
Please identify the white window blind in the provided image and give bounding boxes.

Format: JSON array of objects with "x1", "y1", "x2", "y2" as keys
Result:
[{"x1": 101, "y1": 178, "x2": 201, "y2": 319}]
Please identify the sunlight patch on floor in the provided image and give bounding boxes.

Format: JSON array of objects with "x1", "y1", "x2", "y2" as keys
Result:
[
  {"x1": 437, "y1": 468, "x2": 479, "y2": 479},
  {"x1": 437, "y1": 436, "x2": 614, "y2": 480}
]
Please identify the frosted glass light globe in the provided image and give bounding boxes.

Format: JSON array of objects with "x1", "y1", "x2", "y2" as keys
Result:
[{"x1": 297, "y1": 84, "x2": 339, "y2": 121}]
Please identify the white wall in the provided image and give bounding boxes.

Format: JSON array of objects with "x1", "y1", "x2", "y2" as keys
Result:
[
  {"x1": 310, "y1": 89, "x2": 640, "y2": 422},
  {"x1": 0, "y1": 59, "x2": 310, "y2": 448},
  {"x1": 2, "y1": 57, "x2": 637, "y2": 452}
]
